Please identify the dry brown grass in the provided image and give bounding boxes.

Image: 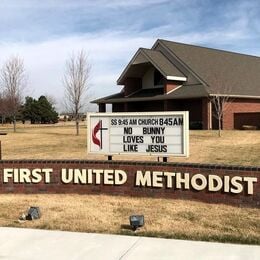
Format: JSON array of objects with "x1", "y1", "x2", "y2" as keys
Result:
[
  {"x1": 0, "y1": 123, "x2": 87, "y2": 160},
  {"x1": 182, "y1": 130, "x2": 260, "y2": 166},
  {"x1": 0, "y1": 194, "x2": 259, "y2": 244},
  {"x1": 0, "y1": 123, "x2": 259, "y2": 165},
  {"x1": 0, "y1": 124, "x2": 259, "y2": 244}
]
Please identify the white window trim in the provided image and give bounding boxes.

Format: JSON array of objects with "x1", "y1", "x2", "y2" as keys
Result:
[
  {"x1": 209, "y1": 94, "x2": 260, "y2": 99},
  {"x1": 166, "y1": 76, "x2": 187, "y2": 81}
]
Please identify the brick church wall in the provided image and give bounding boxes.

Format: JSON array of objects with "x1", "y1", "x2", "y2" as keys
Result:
[{"x1": 223, "y1": 98, "x2": 260, "y2": 129}]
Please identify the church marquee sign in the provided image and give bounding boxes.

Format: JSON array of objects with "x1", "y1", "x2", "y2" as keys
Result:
[{"x1": 87, "y1": 112, "x2": 189, "y2": 156}]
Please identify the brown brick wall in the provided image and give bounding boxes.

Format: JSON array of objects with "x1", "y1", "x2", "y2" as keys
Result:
[
  {"x1": 223, "y1": 98, "x2": 260, "y2": 129},
  {"x1": 110, "y1": 98, "x2": 260, "y2": 130},
  {"x1": 202, "y1": 98, "x2": 211, "y2": 129},
  {"x1": 0, "y1": 160, "x2": 259, "y2": 208},
  {"x1": 164, "y1": 80, "x2": 180, "y2": 94}
]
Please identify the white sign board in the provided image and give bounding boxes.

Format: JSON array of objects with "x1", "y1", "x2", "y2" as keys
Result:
[{"x1": 87, "y1": 112, "x2": 189, "y2": 157}]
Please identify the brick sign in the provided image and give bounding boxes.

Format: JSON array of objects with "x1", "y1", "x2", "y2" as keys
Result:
[
  {"x1": 0, "y1": 160, "x2": 259, "y2": 207},
  {"x1": 87, "y1": 112, "x2": 189, "y2": 156},
  {"x1": 2, "y1": 168, "x2": 257, "y2": 195}
]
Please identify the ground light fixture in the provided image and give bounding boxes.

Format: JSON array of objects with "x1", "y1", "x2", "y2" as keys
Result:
[
  {"x1": 129, "y1": 215, "x2": 144, "y2": 231},
  {"x1": 18, "y1": 206, "x2": 41, "y2": 222},
  {"x1": 27, "y1": 206, "x2": 41, "y2": 220}
]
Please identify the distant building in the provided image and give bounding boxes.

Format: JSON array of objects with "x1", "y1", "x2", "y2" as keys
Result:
[
  {"x1": 92, "y1": 39, "x2": 260, "y2": 130},
  {"x1": 58, "y1": 113, "x2": 86, "y2": 121}
]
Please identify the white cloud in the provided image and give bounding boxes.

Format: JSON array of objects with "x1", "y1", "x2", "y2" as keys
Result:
[
  {"x1": 0, "y1": 0, "x2": 260, "y2": 112},
  {"x1": 0, "y1": 33, "x2": 155, "y2": 111},
  {"x1": 1, "y1": 25, "x2": 259, "y2": 112}
]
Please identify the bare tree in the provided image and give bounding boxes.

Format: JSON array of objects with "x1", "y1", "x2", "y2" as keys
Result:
[
  {"x1": 209, "y1": 74, "x2": 233, "y2": 137},
  {"x1": 0, "y1": 92, "x2": 9, "y2": 125},
  {"x1": 0, "y1": 56, "x2": 26, "y2": 132},
  {"x1": 63, "y1": 50, "x2": 91, "y2": 135}
]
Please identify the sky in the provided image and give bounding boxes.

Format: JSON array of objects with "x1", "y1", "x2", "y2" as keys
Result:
[{"x1": 0, "y1": 0, "x2": 260, "y2": 111}]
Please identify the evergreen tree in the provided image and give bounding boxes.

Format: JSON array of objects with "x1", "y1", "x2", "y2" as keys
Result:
[
  {"x1": 22, "y1": 97, "x2": 39, "y2": 124},
  {"x1": 22, "y1": 96, "x2": 58, "y2": 124}
]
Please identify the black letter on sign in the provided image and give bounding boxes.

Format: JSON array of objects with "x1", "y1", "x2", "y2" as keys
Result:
[{"x1": 124, "y1": 127, "x2": 132, "y2": 134}]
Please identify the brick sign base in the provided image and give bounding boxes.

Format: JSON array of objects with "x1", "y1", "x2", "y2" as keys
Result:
[{"x1": 0, "y1": 160, "x2": 259, "y2": 208}]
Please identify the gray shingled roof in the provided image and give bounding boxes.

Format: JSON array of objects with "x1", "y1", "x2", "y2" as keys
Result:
[
  {"x1": 141, "y1": 49, "x2": 185, "y2": 78},
  {"x1": 92, "y1": 84, "x2": 208, "y2": 103},
  {"x1": 117, "y1": 48, "x2": 185, "y2": 85},
  {"x1": 159, "y1": 39, "x2": 260, "y2": 96},
  {"x1": 93, "y1": 39, "x2": 260, "y2": 105}
]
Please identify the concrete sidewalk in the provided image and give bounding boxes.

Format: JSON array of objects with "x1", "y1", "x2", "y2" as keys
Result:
[{"x1": 0, "y1": 227, "x2": 259, "y2": 259}]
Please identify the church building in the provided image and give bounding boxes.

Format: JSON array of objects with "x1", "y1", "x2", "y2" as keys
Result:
[{"x1": 92, "y1": 39, "x2": 260, "y2": 130}]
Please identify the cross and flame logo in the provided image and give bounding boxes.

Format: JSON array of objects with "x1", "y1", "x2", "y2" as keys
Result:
[{"x1": 92, "y1": 120, "x2": 108, "y2": 149}]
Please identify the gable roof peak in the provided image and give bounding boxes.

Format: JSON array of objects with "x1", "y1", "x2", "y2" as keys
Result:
[{"x1": 117, "y1": 47, "x2": 186, "y2": 85}]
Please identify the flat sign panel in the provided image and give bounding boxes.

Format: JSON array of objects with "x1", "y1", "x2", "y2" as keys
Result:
[{"x1": 87, "y1": 111, "x2": 189, "y2": 157}]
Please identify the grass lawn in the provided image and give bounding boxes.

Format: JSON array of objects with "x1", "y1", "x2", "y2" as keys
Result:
[
  {"x1": 0, "y1": 194, "x2": 259, "y2": 245},
  {"x1": 0, "y1": 122, "x2": 259, "y2": 166},
  {"x1": 0, "y1": 123, "x2": 259, "y2": 245}
]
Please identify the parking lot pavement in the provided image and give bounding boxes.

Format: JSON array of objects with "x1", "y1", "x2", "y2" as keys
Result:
[{"x1": 0, "y1": 227, "x2": 259, "y2": 260}]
